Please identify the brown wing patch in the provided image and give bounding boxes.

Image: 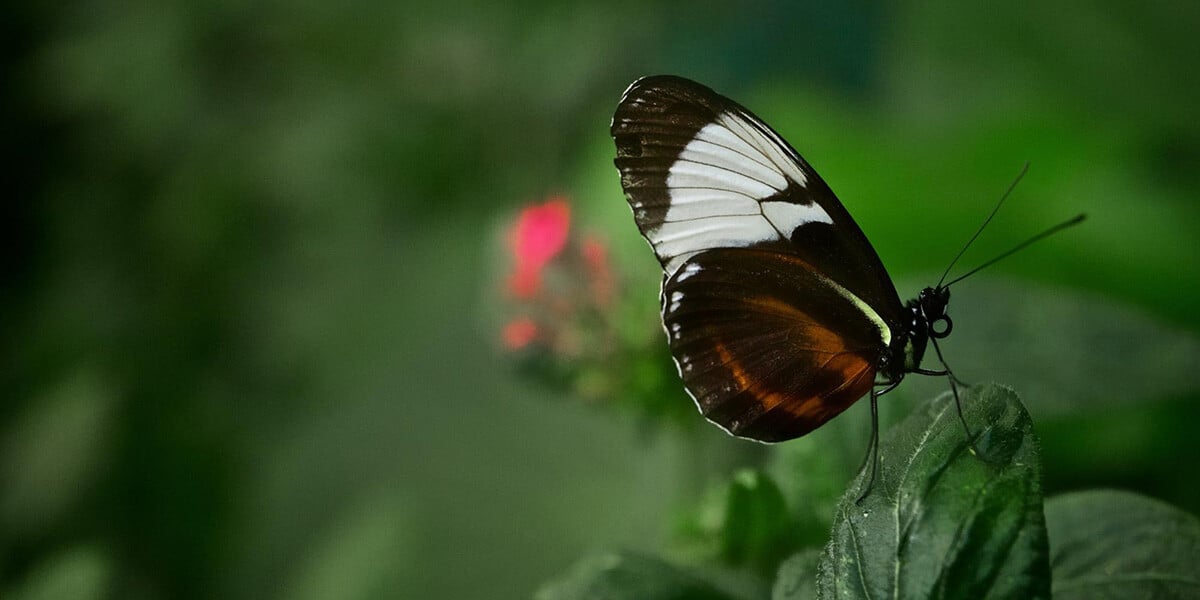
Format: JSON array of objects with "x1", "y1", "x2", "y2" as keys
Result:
[
  {"x1": 664, "y1": 248, "x2": 887, "y2": 443},
  {"x1": 703, "y1": 325, "x2": 876, "y2": 442},
  {"x1": 757, "y1": 350, "x2": 876, "y2": 439}
]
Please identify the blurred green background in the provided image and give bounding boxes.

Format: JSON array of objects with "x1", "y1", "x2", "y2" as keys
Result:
[{"x1": 3, "y1": 2, "x2": 1199, "y2": 598}]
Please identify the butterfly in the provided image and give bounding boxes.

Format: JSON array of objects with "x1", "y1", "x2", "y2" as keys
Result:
[
  {"x1": 609, "y1": 73, "x2": 957, "y2": 441},
  {"x1": 609, "y1": 75, "x2": 1089, "y2": 494},
  {"x1": 610, "y1": 75, "x2": 1081, "y2": 492}
]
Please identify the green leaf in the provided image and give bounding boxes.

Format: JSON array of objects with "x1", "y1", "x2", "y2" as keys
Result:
[
  {"x1": 4, "y1": 546, "x2": 111, "y2": 600},
  {"x1": 772, "y1": 549, "x2": 821, "y2": 600},
  {"x1": 534, "y1": 552, "x2": 743, "y2": 600},
  {"x1": 719, "y1": 470, "x2": 796, "y2": 574},
  {"x1": 1045, "y1": 489, "x2": 1200, "y2": 599},
  {"x1": 767, "y1": 409, "x2": 871, "y2": 549},
  {"x1": 818, "y1": 384, "x2": 1050, "y2": 599}
]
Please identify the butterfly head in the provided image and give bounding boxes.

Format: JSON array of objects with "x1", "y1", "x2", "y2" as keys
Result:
[
  {"x1": 893, "y1": 286, "x2": 952, "y2": 377},
  {"x1": 918, "y1": 286, "x2": 953, "y2": 339}
]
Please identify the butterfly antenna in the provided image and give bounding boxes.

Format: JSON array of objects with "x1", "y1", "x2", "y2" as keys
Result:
[
  {"x1": 943, "y1": 213, "x2": 1086, "y2": 288},
  {"x1": 937, "y1": 162, "x2": 1030, "y2": 288}
]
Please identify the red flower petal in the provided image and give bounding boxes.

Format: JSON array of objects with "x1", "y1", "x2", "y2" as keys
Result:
[
  {"x1": 509, "y1": 198, "x2": 571, "y2": 274},
  {"x1": 506, "y1": 265, "x2": 542, "y2": 299},
  {"x1": 502, "y1": 317, "x2": 539, "y2": 350}
]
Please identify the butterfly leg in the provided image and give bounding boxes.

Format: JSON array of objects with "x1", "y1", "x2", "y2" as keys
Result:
[
  {"x1": 854, "y1": 387, "x2": 881, "y2": 505},
  {"x1": 854, "y1": 380, "x2": 899, "y2": 504},
  {"x1": 920, "y1": 337, "x2": 978, "y2": 455},
  {"x1": 914, "y1": 368, "x2": 970, "y2": 388}
]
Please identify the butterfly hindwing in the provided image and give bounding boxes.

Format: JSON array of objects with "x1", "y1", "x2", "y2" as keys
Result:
[{"x1": 663, "y1": 249, "x2": 884, "y2": 441}]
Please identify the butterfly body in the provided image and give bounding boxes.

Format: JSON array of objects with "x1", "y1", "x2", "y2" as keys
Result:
[{"x1": 611, "y1": 75, "x2": 953, "y2": 443}]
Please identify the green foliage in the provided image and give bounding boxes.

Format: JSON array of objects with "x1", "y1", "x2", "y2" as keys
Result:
[
  {"x1": 771, "y1": 549, "x2": 821, "y2": 600},
  {"x1": 675, "y1": 470, "x2": 800, "y2": 577},
  {"x1": 1045, "y1": 490, "x2": 1200, "y2": 599},
  {"x1": 718, "y1": 471, "x2": 795, "y2": 575},
  {"x1": 3, "y1": 547, "x2": 110, "y2": 600},
  {"x1": 534, "y1": 553, "x2": 747, "y2": 600},
  {"x1": 817, "y1": 385, "x2": 1049, "y2": 599},
  {"x1": 544, "y1": 386, "x2": 1200, "y2": 599}
]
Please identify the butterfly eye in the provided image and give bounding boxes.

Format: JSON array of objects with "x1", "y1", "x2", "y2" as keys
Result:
[{"x1": 929, "y1": 315, "x2": 953, "y2": 339}]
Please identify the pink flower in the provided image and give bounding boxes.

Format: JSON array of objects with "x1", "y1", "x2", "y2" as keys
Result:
[
  {"x1": 507, "y1": 198, "x2": 571, "y2": 298},
  {"x1": 502, "y1": 317, "x2": 539, "y2": 350},
  {"x1": 496, "y1": 195, "x2": 621, "y2": 362}
]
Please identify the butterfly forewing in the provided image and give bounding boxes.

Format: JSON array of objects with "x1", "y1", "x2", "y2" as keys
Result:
[
  {"x1": 611, "y1": 75, "x2": 903, "y2": 321},
  {"x1": 612, "y1": 75, "x2": 912, "y2": 443}
]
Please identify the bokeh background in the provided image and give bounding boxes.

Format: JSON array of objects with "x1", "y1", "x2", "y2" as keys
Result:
[{"x1": 3, "y1": 2, "x2": 1199, "y2": 598}]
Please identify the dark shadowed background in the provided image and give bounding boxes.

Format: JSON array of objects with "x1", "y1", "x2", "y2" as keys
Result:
[{"x1": 3, "y1": 2, "x2": 1199, "y2": 598}]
